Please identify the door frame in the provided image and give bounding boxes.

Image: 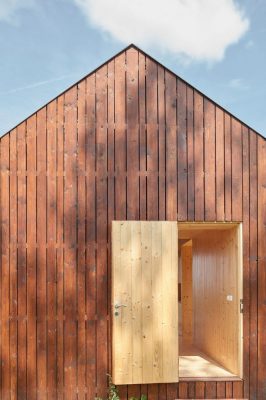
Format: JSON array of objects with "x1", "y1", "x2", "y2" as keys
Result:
[{"x1": 178, "y1": 221, "x2": 243, "y2": 380}]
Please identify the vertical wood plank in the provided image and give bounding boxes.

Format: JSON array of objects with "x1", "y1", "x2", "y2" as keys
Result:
[
  {"x1": 225, "y1": 381, "x2": 233, "y2": 398},
  {"x1": 205, "y1": 382, "x2": 216, "y2": 399},
  {"x1": 86, "y1": 73, "x2": 97, "y2": 400},
  {"x1": 204, "y1": 99, "x2": 216, "y2": 221},
  {"x1": 77, "y1": 79, "x2": 86, "y2": 399},
  {"x1": 231, "y1": 118, "x2": 243, "y2": 221},
  {"x1": 115, "y1": 52, "x2": 127, "y2": 220},
  {"x1": 249, "y1": 131, "x2": 258, "y2": 400},
  {"x1": 195, "y1": 381, "x2": 205, "y2": 398},
  {"x1": 64, "y1": 86, "x2": 78, "y2": 399},
  {"x1": 224, "y1": 114, "x2": 232, "y2": 221},
  {"x1": 112, "y1": 222, "x2": 123, "y2": 384},
  {"x1": 188, "y1": 382, "x2": 195, "y2": 399},
  {"x1": 194, "y1": 92, "x2": 204, "y2": 221},
  {"x1": 158, "y1": 65, "x2": 166, "y2": 221},
  {"x1": 141, "y1": 222, "x2": 153, "y2": 383},
  {"x1": 57, "y1": 95, "x2": 64, "y2": 400},
  {"x1": 139, "y1": 52, "x2": 147, "y2": 220},
  {"x1": 177, "y1": 80, "x2": 187, "y2": 221},
  {"x1": 128, "y1": 384, "x2": 141, "y2": 400},
  {"x1": 165, "y1": 72, "x2": 177, "y2": 221},
  {"x1": 158, "y1": 383, "x2": 167, "y2": 400},
  {"x1": 161, "y1": 222, "x2": 178, "y2": 383},
  {"x1": 1, "y1": 134, "x2": 10, "y2": 400},
  {"x1": 146, "y1": 57, "x2": 158, "y2": 220},
  {"x1": 37, "y1": 108, "x2": 47, "y2": 400},
  {"x1": 26, "y1": 115, "x2": 37, "y2": 400},
  {"x1": 126, "y1": 47, "x2": 139, "y2": 220},
  {"x1": 178, "y1": 382, "x2": 188, "y2": 398},
  {"x1": 233, "y1": 381, "x2": 244, "y2": 398},
  {"x1": 257, "y1": 135, "x2": 266, "y2": 399},
  {"x1": 131, "y1": 222, "x2": 142, "y2": 383},
  {"x1": 47, "y1": 101, "x2": 57, "y2": 399},
  {"x1": 151, "y1": 222, "x2": 163, "y2": 382},
  {"x1": 9, "y1": 129, "x2": 18, "y2": 400},
  {"x1": 215, "y1": 107, "x2": 225, "y2": 221},
  {"x1": 216, "y1": 382, "x2": 225, "y2": 399},
  {"x1": 107, "y1": 58, "x2": 115, "y2": 380},
  {"x1": 148, "y1": 384, "x2": 158, "y2": 400},
  {"x1": 17, "y1": 122, "x2": 27, "y2": 400},
  {"x1": 167, "y1": 383, "x2": 178, "y2": 400},
  {"x1": 242, "y1": 126, "x2": 250, "y2": 399},
  {"x1": 96, "y1": 63, "x2": 109, "y2": 397},
  {"x1": 187, "y1": 87, "x2": 194, "y2": 221}
]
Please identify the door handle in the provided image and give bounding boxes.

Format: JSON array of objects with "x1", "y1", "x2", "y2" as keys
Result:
[{"x1": 114, "y1": 304, "x2": 127, "y2": 309}]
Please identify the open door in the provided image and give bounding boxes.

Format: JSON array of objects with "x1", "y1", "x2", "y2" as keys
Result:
[
  {"x1": 178, "y1": 223, "x2": 243, "y2": 379},
  {"x1": 112, "y1": 221, "x2": 179, "y2": 385}
]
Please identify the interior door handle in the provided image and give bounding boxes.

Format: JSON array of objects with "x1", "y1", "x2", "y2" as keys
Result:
[{"x1": 114, "y1": 304, "x2": 127, "y2": 309}]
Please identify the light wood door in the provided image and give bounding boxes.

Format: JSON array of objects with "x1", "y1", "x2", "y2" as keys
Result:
[{"x1": 112, "y1": 221, "x2": 179, "y2": 385}]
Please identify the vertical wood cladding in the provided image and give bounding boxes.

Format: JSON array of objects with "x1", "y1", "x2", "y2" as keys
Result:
[{"x1": 0, "y1": 45, "x2": 265, "y2": 399}]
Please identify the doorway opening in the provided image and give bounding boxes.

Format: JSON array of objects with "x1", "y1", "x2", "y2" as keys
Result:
[{"x1": 178, "y1": 223, "x2": 243, "y2": 380}]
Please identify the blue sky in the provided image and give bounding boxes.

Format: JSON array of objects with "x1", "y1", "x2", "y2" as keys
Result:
[{"x1": 0, "y1": 0, "x2": 265, "y2": 137}]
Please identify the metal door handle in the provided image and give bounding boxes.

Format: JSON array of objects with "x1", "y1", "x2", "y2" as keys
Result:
[{"x1": 114, "y1": 304, "x2": 127, "y2": 309}]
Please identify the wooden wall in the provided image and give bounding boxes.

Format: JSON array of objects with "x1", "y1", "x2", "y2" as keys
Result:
[
  {"x1": 192, "y1": 228, "x2": 241, "y2": 376},
  {"x1": 0, "y1": 44, "x2": 265, "y2": 399},
  {"x1": 180, "y1": 241, "x2": 193, "y2": 345}
]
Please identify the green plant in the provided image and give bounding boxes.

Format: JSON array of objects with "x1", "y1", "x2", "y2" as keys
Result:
[
  {"x1": 107, "y1": 374, "x2": 120, "y2": 400},
  {"x1": 129, "y1": 395, "x2": 147, "y2": 400},
  {"x1": 95, "y1": 375, "x2": 147, "y2": 400}
]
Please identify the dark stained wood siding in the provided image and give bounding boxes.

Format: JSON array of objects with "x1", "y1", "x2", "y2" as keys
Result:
[{"x1": 0, "y1": 44, "x2": 265, "y2": 399}]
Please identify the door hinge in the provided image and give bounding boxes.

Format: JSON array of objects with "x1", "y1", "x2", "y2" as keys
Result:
[{"x1": 240, "y1": 299, "x2": 244, "y2": 313}]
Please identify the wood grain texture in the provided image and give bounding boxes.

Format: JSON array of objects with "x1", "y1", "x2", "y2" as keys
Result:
[
  {"x1": 191, "y1": 227, "x2": 242, "y2": 376},
  {"x1": 112, "y1": 221, "x2": 178, "y2": 385},
  {"x1": 0, "y1": 45, "x2": 264, "y2": 398}
]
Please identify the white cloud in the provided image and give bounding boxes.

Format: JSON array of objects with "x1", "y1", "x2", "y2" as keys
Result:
[
  {"x1": 0, "y1": 0, "x2": 35, "y2": 22},
  {"x1": 73, "y1": 0, "x2": 249, "y2": 62}
]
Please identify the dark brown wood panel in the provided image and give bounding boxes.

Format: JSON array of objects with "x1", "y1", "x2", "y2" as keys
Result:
[
  {"x1": 242, "y1": 126, "x2": 250, "y2": 399},
  {"x1": 0, "y1": 44, "x2": 265, "y2": 399},
  {"x1": 249, "y1": 131, "x2": 258, "y2": 400},
  {"x1": 9, "y1": 128, "x2": 18, "y2": 400},
  {"x1": 1, "y1": 133, "x2": 10, "y2": 400},
  {"x1": 36, "y1": 107, "x2": 47, "y2": 399},
  {"x1": 27, "y1": 114, "x2": 37, "y2": 400},
  {"x1": 257, "y1": 135, "x2": 266, "y2": 399}
]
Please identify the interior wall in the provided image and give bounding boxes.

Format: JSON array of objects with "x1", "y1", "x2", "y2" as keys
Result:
[
  {"x1": 192, "y1": 227, "x2": 241, "y2": 376},
  {"x1": 181, "y1": 241, "x2": 193, "y2": 345}
]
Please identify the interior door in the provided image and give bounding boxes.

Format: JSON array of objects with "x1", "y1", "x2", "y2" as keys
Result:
[{"x1": 112, "y1": 221, "x2": 179, "y2": 385}]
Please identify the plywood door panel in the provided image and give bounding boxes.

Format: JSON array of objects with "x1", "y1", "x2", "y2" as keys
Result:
[{"x1": 112, "y1": 221, "x2": 178, "y2": 384}]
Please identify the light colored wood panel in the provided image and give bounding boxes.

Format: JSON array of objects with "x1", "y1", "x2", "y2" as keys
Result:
[
  {"x1": 131, "y1": 222, "x2": 142, "y2": 383},
  {"x1": 190, "y1": 226, "x2": 242, "y2": 376},
  {"x1": 112, "y1": 221, "x2": 178, "y2": 384},
  {"x1": 141, "y1": 222, "x2": 153, "y2": 383},
  {"x1": 181, "y1": 241, "x2": 193, "y2": 344},
  {"x1": 112, "y1": 222, "x2": 123, "y2": 384},
  {"x1": 120, "y1": 221, "x2": 133, "y2": 383},
  {"x1": 151, "y1": 221, "x2": 163, "y2": 382},
  {"x1": 161, "y1": 222, "x2": 179, "y2": 383}
]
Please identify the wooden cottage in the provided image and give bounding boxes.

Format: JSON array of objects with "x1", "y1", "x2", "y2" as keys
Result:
[{"x1": 0, "y1": 44, "x2": 265, "y2": 400}]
